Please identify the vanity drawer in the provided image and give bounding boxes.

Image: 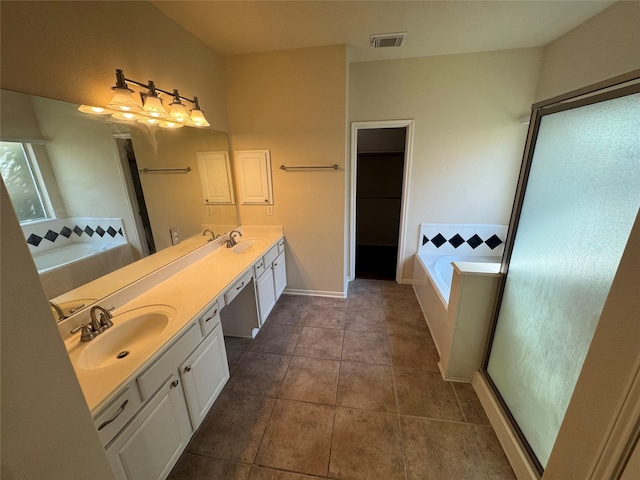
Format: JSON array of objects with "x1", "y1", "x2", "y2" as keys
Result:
[
  {"x1": 277, "y1": 238, "x2": 285, "y2": 253},
  {"x1": 137, "y1": 323, "x2": 201, "y2": 401},
  {"x1": 263, "y1": 244, "x2": 279, "y2": 267},
  {"x1": 254, "y1": 258, "x2": 266, "y2": 279},
  {"x1": 224, "y1": 270, "x2": 253, "y2": 305},
  {"x1": 199, "y1": 300, "x2": 220, "y2": 337},
  {"x1": 94, "y1": 385, "x2": 142, "y2": 447}
]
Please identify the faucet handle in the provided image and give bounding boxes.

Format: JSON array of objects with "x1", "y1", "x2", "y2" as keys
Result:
[
  {"x1": 99, "y1": 311, "x2": 114, "y2": 330},
  {"x1": 70, "y1": 323, "x2": 98, "y2": 342}
]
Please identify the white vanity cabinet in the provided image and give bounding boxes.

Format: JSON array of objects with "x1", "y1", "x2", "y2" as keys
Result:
[
  {"x1": 179, "y1": 322, "x2": 229, "y2": 429},
  {"x1": 255, "y1": 239, "x2": 287, "y2": 325},
  {"x1": 102, "y1": 299, "x2": 229, "y2": 480},
  {"x1": 105, "y1": 375, "x2": 192, "y2": 480}
]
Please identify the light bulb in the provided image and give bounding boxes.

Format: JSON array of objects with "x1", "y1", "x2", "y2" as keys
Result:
[
  {"x1": 78, "y1": 105, "x2": 110, "y2": 115},
  {"x1": 159, "y1": 121, "x2": 184, "y2": 129}
]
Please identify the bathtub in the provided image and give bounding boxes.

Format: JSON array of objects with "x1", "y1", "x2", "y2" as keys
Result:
[
  {"x1": 35, "y1": 242, "x2": 135, "y2": 298},
  {"x1": 414, "y1": 252, "x2": 502, "y2": 381},
  {"x1": 416, "y1": 253, "x2": 501, "y2": 307}
]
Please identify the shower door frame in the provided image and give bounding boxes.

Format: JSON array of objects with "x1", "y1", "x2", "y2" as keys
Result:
[{"x1": 480, "y1": 69, "x2": 640, "y2": 479}]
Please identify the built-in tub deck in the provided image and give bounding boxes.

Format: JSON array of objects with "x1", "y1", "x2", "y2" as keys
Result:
[{"x1": 414, "y1": 252, "x2": 502, "y2": 381}]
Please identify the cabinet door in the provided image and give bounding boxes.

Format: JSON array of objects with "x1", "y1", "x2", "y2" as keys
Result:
[
  {"x1": 256, "y1": 267, "x2": 276, "y2": 325},
  {"x1": 235, "y1": 150, "x2": 273, "y2": 204},
  {"x1": 180, "y1": 324, "x2": 230, "y2": 430},
  {"x1": 106, "y1": 376, "x2": 191, "y2": 480},
  {"x1": 197, "y1": 151, "x2": 234, "y2": 204},
  {"x1": 273, "y1": 251, "x2": 287, "y2": 300}
]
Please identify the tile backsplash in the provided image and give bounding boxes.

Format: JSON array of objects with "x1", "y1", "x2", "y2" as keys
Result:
[
  {"x1": 22, "y1": 217, "x2": 126, "y2": 254},
  {"x1": 418, "y1": 223, "x2": 508, "y2": 257}
]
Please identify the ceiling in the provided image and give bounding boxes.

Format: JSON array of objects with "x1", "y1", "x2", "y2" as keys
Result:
[{"x1": 151, "y1": 1, "x2": 615, "y2": 63}]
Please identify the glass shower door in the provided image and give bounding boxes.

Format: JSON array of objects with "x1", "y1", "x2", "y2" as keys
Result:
[{"x1": 486, "y1": 88, "x2": 640, "y2": 470}]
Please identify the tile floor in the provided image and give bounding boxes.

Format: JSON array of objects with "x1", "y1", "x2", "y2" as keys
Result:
[{"x1": 168, "y1": 279, "x2": 516, "y2": 480}]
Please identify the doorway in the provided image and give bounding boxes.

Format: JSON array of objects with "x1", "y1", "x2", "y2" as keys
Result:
[
  {"x1": 350, "y1": 121, "x2": 414, "y2": 282},
  {"x1": 114, "y1": 136, "x2": 156, "y2": 256}
]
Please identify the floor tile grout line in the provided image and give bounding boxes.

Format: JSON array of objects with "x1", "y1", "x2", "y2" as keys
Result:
[
  {"x1": 390, "y1": 344, "x2": 410, "y2": 480},
  {"x1": 451, "y1": 381, "x2": 469, "y2": 423}
]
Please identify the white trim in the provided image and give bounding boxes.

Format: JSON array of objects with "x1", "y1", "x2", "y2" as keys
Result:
[
  {"x1": 472, "y1": 371, "x2": 540, "y2": 480},
  {"x1": 282, "y1": 288, "x2": 346, "y2": 299},
  {"x1": 588, "y1": 354, "x2": 640, "y2": 479},
  {"x1": 349, "y1": 120, "x2": 414, "y2": 283},
  {"x1": 112, "y1": 135, "x2": 148, "y2": 258}
]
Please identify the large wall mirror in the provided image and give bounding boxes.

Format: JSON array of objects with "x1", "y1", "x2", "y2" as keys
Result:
[{"x1": 0, "y1": 89, "x2": 238, "y2": 318}]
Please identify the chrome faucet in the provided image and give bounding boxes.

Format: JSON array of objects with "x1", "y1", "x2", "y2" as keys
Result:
[
  {"x1": 91, "y1": 305, "x2": 114, "y2": 332},
  {"x1": 226, "y1": 230, "x2": 243, "y2": 248},
  {"x1": 70, "y1": 305, "x2": 114, "y2": 342},
  {"x1": 203, "y1": 229, "x2": 215, "y2": 242},
  {"x1": 50, "y1": 301, "x2": 66, "y2": 322}
]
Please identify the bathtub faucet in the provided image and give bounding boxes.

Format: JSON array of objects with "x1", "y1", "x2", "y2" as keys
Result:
[{"x1": 203, "y1": 229, "x2": 215, "y2": 242}]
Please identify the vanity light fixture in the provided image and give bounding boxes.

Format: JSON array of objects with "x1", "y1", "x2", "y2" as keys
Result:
[{"x1": 78, "y1": 69, "x2": 210, "y2": 128}]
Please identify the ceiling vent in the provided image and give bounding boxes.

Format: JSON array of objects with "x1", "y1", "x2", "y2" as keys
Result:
[{"x1": 370, "y1": 32, "x2": 407, "y2": 49}]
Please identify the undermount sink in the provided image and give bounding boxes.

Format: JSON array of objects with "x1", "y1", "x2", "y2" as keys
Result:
[
  {"x1": 76, "y1": 305, "x2": 177, "y2": 371},
  {"x1": 228, "y1": 238, "x2": 267, "y2": 254}
]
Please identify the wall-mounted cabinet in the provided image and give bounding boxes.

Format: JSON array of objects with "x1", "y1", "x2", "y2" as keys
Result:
[
  {"x1": 234, "y1": 150, "x2": 273, "y2": 204},
  {"x1": 197, "y1": 151, "x2": 235, "y2": 204}
]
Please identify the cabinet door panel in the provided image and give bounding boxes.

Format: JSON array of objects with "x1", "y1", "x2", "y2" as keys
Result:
[
  {"x1": 273, "y1": 252, "x2": 287, "y2": 300},
  {"x1": 235, "y1": 150, "x2": 273, "y2": 204},
  {"x1": 256, "y1": 267, "x2": 276, "y2": 325},
  {"x1": 180, "y1": 324, "x2": 229, "y2": 429},
  {"x1": 106, "y1": 376, "x2": 191, "y2": 480}
]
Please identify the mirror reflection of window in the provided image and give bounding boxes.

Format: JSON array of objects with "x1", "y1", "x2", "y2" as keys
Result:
[{"x1": 0, "y1": 141, "x2": 50, "y2": 223}]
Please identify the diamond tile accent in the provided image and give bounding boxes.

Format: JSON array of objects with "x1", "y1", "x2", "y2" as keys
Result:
[
  {"x1": 44, "y1": 229, "x2": 59, "y2": 242},
  {"x1": 95, "y1": 226, "x2": 105, "y2": 237},
  {"x1": 84, "y1": 226, "x2": 94, "y2": 237},
  {"x1": 485, "y1": 234, "x2": 503, "y2": 250},
  {"x1": 27, "y1": 234, "x2": 43, "y2": 247},
  {"x1": 448, "y1": 234, "x2": 464, "y2": 249},
  {"x1": 73, "y1": 226, "x2": 83, "y2": 236},
  {"x1": 466, "y1": 234, "x2": 483, "y2": 249},
  {"x1": 60, "y1": 226, "x2": 72, "y2": 238},
  {"x1": 422, "y1": 235, "x2": 429, "y2": 246},
  {"x1": 107, "y1": 226, "x2": 117, "y2": 237},
  {"x1": 430, "y1": 233, "x2": 446, "y2": 248},
  {"x1": 118, "y1": 228, "x2": 123, "y2": 236}
]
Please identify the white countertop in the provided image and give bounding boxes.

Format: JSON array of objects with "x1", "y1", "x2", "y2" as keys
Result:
[{"x1": 62, "y1": 226, "x2": 283, "y2": 414}]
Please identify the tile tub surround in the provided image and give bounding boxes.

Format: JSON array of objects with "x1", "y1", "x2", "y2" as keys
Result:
[
  {"x1": 419, "y1": 223, "x2": 508, "y2": 257},
  {"x1": 170, "y1": 279, "x2": 514, "y2": 480},
  {"x1": 23, "y1": 217, "x2": 126, "y2": 253}
]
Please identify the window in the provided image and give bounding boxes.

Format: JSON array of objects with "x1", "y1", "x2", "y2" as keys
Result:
[{"x1": 0, "y1": 141, "x2": 49, "y2": 223}]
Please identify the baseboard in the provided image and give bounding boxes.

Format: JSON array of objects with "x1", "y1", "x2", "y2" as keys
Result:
[
  {"x1": 282, "y1": 288, "x2": 346, "y2": 299},
  {"x1": 472, "y1": 371, "x2": 540, "y2": 480}
]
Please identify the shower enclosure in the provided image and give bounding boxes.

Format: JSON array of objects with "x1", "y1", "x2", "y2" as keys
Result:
[{"x1": 484, "y1": 74, "x2": 640, "y2": 474}]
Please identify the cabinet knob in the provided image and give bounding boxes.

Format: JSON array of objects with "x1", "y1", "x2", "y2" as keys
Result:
[
  {"x1": 171, "y1": 379, "x2": 179, "y2": 388},
  {"x1": 184, "y1": 366, "x2": 192, "y2": 372}
]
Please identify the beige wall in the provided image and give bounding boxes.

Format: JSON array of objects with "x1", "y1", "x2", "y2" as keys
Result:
[
  {"x1": 225, "y1": 45, "x2": 348, "y2": 295},
  {"x1": 0, "y1": 1, "x2": 228, "y2": 133},
  {"x1": 349, "y1": 48, "x2": 543, "y2": 280},
  {"x1": 131, "y1": 127, "x2": 234, "y2": 250},
  {"x1": 0, "y1": 2, "x2": 230, "y2": 478},
  {"x1": 536, "y1": 3, "x2": 640, "y2": 478},
  {"x1": 536, "y1": 1, "x2": 640, "y2": 101},
  {"x1": 1, "y1": 181, "x2": 114, "y2": 480}
]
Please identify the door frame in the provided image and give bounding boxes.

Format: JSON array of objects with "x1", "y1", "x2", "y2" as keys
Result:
[
  {"x1": 113, "y1": 133, "x2": 149, "y2": 259},
  {"x1": 349, "y1": 120, "x2": 414, "y2": 283}
]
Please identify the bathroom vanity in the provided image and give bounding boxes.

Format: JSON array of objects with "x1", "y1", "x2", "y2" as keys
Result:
[{"x1": 59, "y1": 226, "x2": 285, "y2": 480}]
